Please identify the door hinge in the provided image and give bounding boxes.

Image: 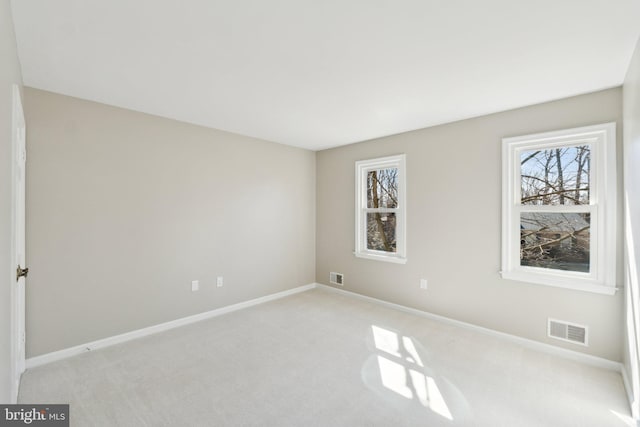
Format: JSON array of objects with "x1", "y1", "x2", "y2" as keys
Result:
[{"x1": 16, "y1": 265, "x2": 29, "y2": 281}]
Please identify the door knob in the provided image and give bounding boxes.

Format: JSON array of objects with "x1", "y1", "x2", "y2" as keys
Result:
[{"x1": 16, "y1": 265, "x2": 28, "y2": 281}]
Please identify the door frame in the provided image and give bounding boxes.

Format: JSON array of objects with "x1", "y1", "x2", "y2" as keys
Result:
[{"x1": 10, "y1": 84, "x2": 26, "y2": 403}]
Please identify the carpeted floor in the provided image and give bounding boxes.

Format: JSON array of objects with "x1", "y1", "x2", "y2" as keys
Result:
[{"x1": 19, "y1": 288, "x2": 631, "y2": 426}]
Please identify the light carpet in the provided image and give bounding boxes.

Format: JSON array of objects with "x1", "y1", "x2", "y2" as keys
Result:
[{"x1": 19, "y1": 288, "x2": 631, "y2": 426}]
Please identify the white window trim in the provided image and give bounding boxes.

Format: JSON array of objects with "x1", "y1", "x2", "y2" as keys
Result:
[
  {"x1": 501, "y1": 123, "x2": 617, "y2": 295},
  {"x1": 355, "y1": 154, "x2": 407, "y2": 264}
]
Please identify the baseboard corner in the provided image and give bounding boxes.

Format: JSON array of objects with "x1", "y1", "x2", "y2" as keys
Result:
[{"x1": 26, "y1": 282, "x2": 318, "y2": 369}]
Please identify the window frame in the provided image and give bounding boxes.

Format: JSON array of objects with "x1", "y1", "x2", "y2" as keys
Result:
[
  {"x1": 355, "y1": 154, "x2": 407, "y2": 264},
  {"x1": 501, "y1": 123, "x2": 617, "y2": 295}
]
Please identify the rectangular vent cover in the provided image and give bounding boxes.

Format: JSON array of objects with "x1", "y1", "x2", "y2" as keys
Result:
[
  {"x1": 548, "y1": 318, "x2": 588, "y2": 346},
  {"x1": 329, "y1": 272, "x2": 344, "y2": 286}
]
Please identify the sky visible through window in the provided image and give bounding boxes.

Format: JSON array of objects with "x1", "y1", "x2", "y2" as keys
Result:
[{"x1": 520, "y1": 145, "x2": 590, "y2": 205}]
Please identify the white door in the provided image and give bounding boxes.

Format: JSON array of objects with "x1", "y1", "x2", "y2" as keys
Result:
[{"x1": 11, "y1": 84, "x2": 26, "y2": 403}]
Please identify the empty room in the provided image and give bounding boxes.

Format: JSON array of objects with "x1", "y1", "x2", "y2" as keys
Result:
[{"x1": 2, "y1": 0, "x2": 640, "y2": 426}]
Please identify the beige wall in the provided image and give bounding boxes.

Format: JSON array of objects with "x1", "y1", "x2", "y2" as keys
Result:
[
  {"x1": 24, "y1": 88, "x2": 316, "y2": 357},
  {"x1": 623, "y1": 36, "x2": 640, "y2": 418},
  {"x1": 19, "y1": 60, "x2": 629, "y2": 366},
  {"x1": 317, "y1": 88, "x2": 624, "y2": 361},
  {"x1": 1, "y1": 0, "x2": 23, "y2": 403}
]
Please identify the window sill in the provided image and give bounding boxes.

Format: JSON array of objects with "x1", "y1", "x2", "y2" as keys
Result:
[
  {"x1": 354, "y1": 251, "x2": 407, "y2": 264},
  {"x1": 500, "y1": 270, "x2": 617, "y2": 295}
]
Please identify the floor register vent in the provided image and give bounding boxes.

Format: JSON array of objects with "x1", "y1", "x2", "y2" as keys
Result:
[
  {"x1": 329, "y1": 272, "x2": 344, "y2": 286},
  {"x1": 548, "y1": 318, "x2": 588, "y2": 346}
]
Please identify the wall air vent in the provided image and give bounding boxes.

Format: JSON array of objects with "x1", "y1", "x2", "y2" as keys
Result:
[
  {"x1": 548, "y1": 318, "x2": 588, "y2": 346},
  {"x1": 329, "y1": 272, "x2": 344, "y2": 286}
]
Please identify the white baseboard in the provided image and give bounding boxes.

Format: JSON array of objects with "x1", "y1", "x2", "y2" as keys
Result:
[
  {"x1": 622, "y1": 365, "x2": 634, "y2": 412},
  {"x1": 26, "y1": 283, "x2": 316, "y2": 369},
  {"x1": 315, "y1": 283, "x2": 623, "y2": 372},
  {"x1": 621, "y1": 365, "x2": 640, "y2": 425},
  {"x1": 26, "y1": 281, "x2": 623, "y2": 375}
]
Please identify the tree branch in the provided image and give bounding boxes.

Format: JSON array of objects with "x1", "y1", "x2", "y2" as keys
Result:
[
  {"x1": 521, "y1": 151, "x2": 542, "y2": 165},
  {"x1": 522, "y1": 225, "x2": 590, "y2": 251},
  {"x1": 521, "y1": 188, "x2": 589, "y2": 204}
]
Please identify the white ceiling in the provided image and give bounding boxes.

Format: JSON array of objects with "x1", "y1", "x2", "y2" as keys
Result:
[{"x1": 11, "y1": 0, "x2": 640, "y2": 150}]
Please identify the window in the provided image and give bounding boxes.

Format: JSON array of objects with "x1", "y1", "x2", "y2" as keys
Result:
[
  {"x1": 501, "y1": 123, "x2": 617, "y2": 294},
  {"x1": 355, "y1": 154, "x2": 406, "y2": 263}
]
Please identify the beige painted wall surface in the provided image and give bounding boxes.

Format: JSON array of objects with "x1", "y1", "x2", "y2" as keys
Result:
[
  {"x1": 623, "y1": 36, "x2": 640, "y2": 417},
  {"x1": 25, "y1": 88, "x2": 316, "y2": 357},
  {"x1": 317, "y1": 88, "x2": 624, "y2": 361},
  {"x1": 0, "y1": 0, "x2": 23, "y2": 402}
]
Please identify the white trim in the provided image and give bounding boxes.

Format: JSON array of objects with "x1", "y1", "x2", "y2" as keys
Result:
[
  {"x1": 622, "y1": 365, "x2": 637, "y2": 419},
  {"x1": 26, "y1": 283, "x2": 316, "y2": 369},
  {"x1": 24, "y1": 281, "x2": 633, "y2": 419},
  {"x1": 315, "y1": 283, "x2": 622, "y2": 371},
  {"x1": 10, "y1": 84, "x2": 26, "y2": 404},
  {"x1": 623, "y1": 184, "x2": 640, "y2": 423},
  {"x1": 501, "y1": 123, "x2": 617, "y2": 294},
  {"x1": 501, "y1": 271, "x2": 618, "y2": 295},
  {"x1": 26, "y1": 281, "x2": 624, "y2": 374},
  {"x1": 354, "y1": 251, "x2": 408, "y2": 264},
  {"x1": 354, "y1": 154, "x2": 407, "y2": 264}
]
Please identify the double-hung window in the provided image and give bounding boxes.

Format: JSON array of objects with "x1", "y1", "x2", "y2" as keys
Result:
[
  {"x1": 355, "y1": 154, "x2": 406, "y2": 264},
  {"x1": 501, "y1": 123, "x2": 616, "y2": 294}
]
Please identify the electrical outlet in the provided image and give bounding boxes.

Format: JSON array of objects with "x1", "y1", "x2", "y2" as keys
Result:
[
  {"x1": 191, "y1": 280, "x2": 199, "y2": 292},
  {"x1": 217, "y1": 276, "x2": 223, "y2": 287},
  {"x1": 420, "y1": 279, "x2": 428, "y2": 290}
]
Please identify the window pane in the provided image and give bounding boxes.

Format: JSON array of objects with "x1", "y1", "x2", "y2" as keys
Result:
[
  {"x1": 520, "y1": 212, "x2": 590, "y2": 272},
  {"x1": 367, "y1": 212, "x2": 397, "y2": 252},
  {"x1": 367, "y1": 168, "x2": 398, "y2": 208},
  {"x1": 520, "y1": 145, "x2": 590, "y2": 205}
]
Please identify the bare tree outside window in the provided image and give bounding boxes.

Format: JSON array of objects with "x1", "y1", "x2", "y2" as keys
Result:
[
  {"x1": 366, "y1": 168, "x2": 398, "y2": 252},
  {"x1": 355, "y1": 154, "x2": 406, "y2": 263},
  {"x1": 502, "y1": 124, "x2": 616, "y2": 293},
  {"x1": 519, "y1": 145, "x2": 591, "y2": 272}
]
